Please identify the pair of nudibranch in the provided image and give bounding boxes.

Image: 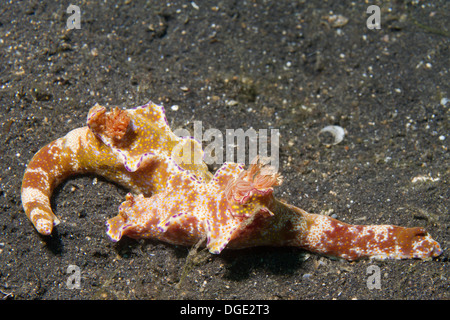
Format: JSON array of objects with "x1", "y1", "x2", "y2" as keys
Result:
[{"x1": 21, "y1": 101, "x2": 442, "y2": 260}]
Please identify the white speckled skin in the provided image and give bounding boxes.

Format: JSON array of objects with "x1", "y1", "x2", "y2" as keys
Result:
[{"x1": 21, "y1": 102, "x2": 442, "y2": 260}]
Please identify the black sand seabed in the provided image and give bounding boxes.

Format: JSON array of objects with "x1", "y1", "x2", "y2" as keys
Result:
[{"x1": 0, "y1": 0, "x2": 448, "y2": 301}]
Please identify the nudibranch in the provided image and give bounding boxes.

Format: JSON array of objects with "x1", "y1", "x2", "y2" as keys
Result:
[
  {"x1": 21, "y1": 102, "x2": 210, "y2": 235},
  {"x1": 21, "y1": 101, "x2": 442, "y2": 260}
]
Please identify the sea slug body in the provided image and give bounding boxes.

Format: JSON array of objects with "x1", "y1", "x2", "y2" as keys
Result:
[{"x1": 21, "y1": 101, "x2": 442, "y2": 260}]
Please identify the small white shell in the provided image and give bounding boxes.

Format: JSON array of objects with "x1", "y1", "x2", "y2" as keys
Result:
[
  {"x1": 318, "y1": 125, "x2": 346, "y2": 145},
  {"x1": 327, "y1": 14, "x2": 349, "y2": 28}
]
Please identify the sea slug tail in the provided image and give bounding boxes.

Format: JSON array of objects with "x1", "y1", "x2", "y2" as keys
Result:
[{"x1": 21, "y1": 127, "x2": 90, "y2": 235}]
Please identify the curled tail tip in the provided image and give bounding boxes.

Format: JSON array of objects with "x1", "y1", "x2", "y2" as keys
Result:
[
  {"x1": 22, "y1": 189, "x2": 59, "y2": 236},
  {"x1": 24, "y1": 202, "x2": 60, "y2": 235},
  {"x1": 33, "y1": 215, "x2": 59, "y2": 236}
]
